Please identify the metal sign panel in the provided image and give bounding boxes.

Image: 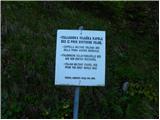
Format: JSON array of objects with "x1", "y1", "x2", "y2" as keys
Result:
[{"x1": 55, "y1": 29, "x2": 106, "y2": 86}]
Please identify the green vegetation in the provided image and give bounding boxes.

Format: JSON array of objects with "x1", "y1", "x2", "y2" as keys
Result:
[{"x1": 1, "y1": 1, "x2": 159, "y2": 118}]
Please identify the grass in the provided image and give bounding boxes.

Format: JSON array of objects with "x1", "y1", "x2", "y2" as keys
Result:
[{"x1": 1, "y1": 1, "x2": 159, "y2": 118}]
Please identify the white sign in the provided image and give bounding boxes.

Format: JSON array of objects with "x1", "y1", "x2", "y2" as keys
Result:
[{"x1": 55, "y1": 29, "x2": 106, "y2": 86}]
